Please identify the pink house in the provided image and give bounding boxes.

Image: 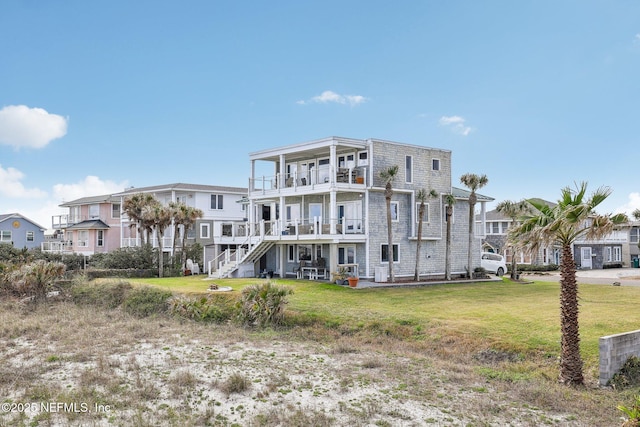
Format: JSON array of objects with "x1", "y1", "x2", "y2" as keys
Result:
[{"x1": 46, "y1": 194, "x2": 122, "y2": 255}]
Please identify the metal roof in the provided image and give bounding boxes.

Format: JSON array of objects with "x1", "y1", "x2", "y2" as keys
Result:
[
  {"x1": 0, "y1": 212, "x2": 47, "y2": 230},
  {"x1": 66, "y1": 219, "x2": 110, "y2": 230},
  {"x1": 60, "y1": 194, "x2": 120, "y2": 207},
  {"x1": 113, "y1": 183, "x2": 248, "y2": 196},
  {"x1": 451, "y1": 187, "x2": 494, "y2": 202}
]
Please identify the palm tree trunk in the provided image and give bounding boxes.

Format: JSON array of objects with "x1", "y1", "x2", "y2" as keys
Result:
[
  {"x1": 467, "y1": 196, "x2": 476, "y2": 279},
  {"x1": 559, "y1": 243, "x2": 583, "y2": 385},
  {"x1": 414, "y1": 204, "x2": 424, "y2": 281},
  {"x1": 445, "y1": 206, "x2": 452, "y2": 281}
]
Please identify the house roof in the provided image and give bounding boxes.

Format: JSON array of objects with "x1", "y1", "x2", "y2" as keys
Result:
[
  {"x1": 113, "y1": 183, "x2": 248, "y2": 197},
  {"x1": 481, "y1": 198, "x2": 557, "y2": 221},
  {"x1": 66, "y1": 219, "x2": 110, "y2": 230},
  {"x1": 451, "y1": 187, "x2": 494, "y2": 202},
  {"x1": 60, "y1": 194, "x2": 120, "y2": 207},
  {"x1": 249, "y1": 136, "x2": 451, "y2": 163},
  {"x1": 0, "y1": 213, "x2": 47, "y2": 230}
]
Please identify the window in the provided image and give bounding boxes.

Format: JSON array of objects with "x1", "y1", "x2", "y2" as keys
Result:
[
  {"x1": 415, "y1": 202, "x2": 430, "y2": 223},
  {"x1": 97, "y1": 230, "x2": 104, "y2": 247},
  {"x1": 357, "y1": 151, "x2": 368, "y2": 166},
  {"x1": 26, "y1": 231, "x2": 34, "y2": 242},
  {"x1": 78, "y1": 230, "x2": 89, "y2": 247},
  {"x1": 89, "y1": 204, "x2": 100, "y2": 219},
  {"x1": 298, "y1": 244, "x2": 312, "y2": 261},
  {"x1": 631, "y1": 228, "x2": 640, "y2": 244},
  {"x1": 501, "y1": 222, "x2": 509, "y2": 233},
  {"x1": 210, "y1": 194, "x2": 223, "y2": 210},
  {"x1": 491, "y1": 222, "x2": 499, "y2": 234},
  {"x1": 288, "y1": 245, "x2": 295, "y2": 262},
  {"x1": 381, "y1": 244, "x2": 399, "y2": 263},
  {"x1": 614, "y1": 247, "x2": 622, "y2": 262},
  {"x1": 391, "y1": 202, "x2": 399, "y2": 222},
  {"x1": 309, "y1": 203, "x2": 322, "y2": 222},
  {"x1": 432, "y1": 159, "x2": 440, "y2": 171},
  {"x1": 606, "y1": 247, "x2": 612, "y2": 262},
  {"x1": 1, "y1": 231, "x2": 11, "y2": 242},
  {"x1": 111, "y1": 203, "x2": 121, "y2": 219},
  {"x1": 286, "y1": 204, "x2": 300, "y2": 225},
  {"x1": 338, "y1": 245, "x2": 356, "y2": 264},
  {"x1": 200, "y1": 223, "x2": 210, "y2": 239},
  {"x1": 405, "y1": 156, "x2": 413, "y2": 183}
]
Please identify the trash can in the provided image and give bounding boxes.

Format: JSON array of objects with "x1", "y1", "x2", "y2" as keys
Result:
[
  {"x1": 374, "y1": 266, "x2": 388, "y2": 282},
  {"x1": 633, "y1": 258, "x2": 639, "y2": 268}
]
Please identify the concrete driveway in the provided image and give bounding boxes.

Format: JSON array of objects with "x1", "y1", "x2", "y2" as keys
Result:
[{"x1": 521, "y1": 268, "x2": 640, "y2": 287}]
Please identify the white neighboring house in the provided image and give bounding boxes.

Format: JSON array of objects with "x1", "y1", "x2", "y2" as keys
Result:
[{"x1": 112, "y1": 183, "x2": 248, "y2": 273}]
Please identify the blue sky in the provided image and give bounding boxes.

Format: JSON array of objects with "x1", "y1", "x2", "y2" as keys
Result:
[{"x1": 1, "y1": 1, "x2": 639, "y2": 230}]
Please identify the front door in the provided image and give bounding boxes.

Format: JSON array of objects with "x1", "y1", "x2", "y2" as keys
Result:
[{"x1": 581, "y1": 247, "x2": 592, "y2": 269}]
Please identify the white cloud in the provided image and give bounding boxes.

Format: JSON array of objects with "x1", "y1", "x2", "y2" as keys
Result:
[
  {"x1": 439, "y1": 115, "x2": 472, "y2": 136},
  {"x1": 52, "y1": 176, "x2": 129, "y2": 203},
  {"x1": 635, "y1": 33, "x2": 640, "y2": 43},
  {"x1": 0, "y1": 105, "x2": 68, "y2": 149},
  {"x1": 615, "y1": 192, "x2": 640, "y2": 216},
  {"x1": 0, "y1": 164, "x2": 47, "y2": 198},
  {"x1": 297, "y1": 90, "x2": 369, "y2": 107},
  {"x1": 4, "y1": 175, "x2": 130, "y2": 232}
]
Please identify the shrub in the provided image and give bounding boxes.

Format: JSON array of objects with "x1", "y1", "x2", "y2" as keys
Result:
[
  {"x1": 122, "y1": 286, "x2": 172, "y2": 318},
  {"x1": 6, "y1": 260, "x2": 66, "y2": 302},
  {"x1": 86, "y1": 268, "x2": 156, "y2": 280},
  {"x1": 71, "y1": 280, "x2": 133, "y2": 309},
  {"x1": 516, "y1": 264, "x2": 559, "y2": 272},
  {"x1": 32, "y1": 249, "x2": 87, "y2": 271},
  {"x1": 219, "y1": 372, "x2": 250, "y2": 396},
  {"x1": 610, "y1": 356, "x2": 640, "y2": 389},
  {"x1": 169, "y1": 294, "x2": 238, "y2": 322},
  {"x1": 90, "y1": 246, "x2": 155, "y2": 270},
  {"x1": 238, "y1": 281, "x2": 293, "y2": 327}
]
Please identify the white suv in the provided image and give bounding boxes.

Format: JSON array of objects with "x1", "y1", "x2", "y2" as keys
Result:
[{"x1": 481, "y1": 252, "x2": 507, "y2": 276}]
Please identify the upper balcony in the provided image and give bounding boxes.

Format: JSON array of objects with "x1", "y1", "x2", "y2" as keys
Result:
[
  {"x1": 249, "y1": 136, "x2": 370, "y2": 199},
  {"x1": 250, "y1": 166, "x2": 367, "y2": 198}
]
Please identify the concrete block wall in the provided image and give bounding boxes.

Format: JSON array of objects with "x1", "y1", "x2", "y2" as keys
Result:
[{"x1": 599, "y1": 329, "x2": 640, "y2": 386}]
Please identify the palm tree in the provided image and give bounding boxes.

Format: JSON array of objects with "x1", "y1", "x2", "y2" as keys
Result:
[
  {"x1": 172, "y1": 203, "x2": 203, "y2": 270},
  {"x1": 380, "y1": 165, "x2": 399, "y2": 282},
  {"x1": 495, "y1": 199, "x2": 532, "y2": 280},
  {"x1": 460, "y1": 173, "x2": 488, "y2": 278},
  {"x1": 510, "y1": 182, "x2": 628, "y2": 385},
  {"x1": 122, "y1": 193, "x2": 157, "y2": 246},
  {"x1": 414, "y1": 189, "x2": 439, "y2": 281},
  {"x1": 142, "y1": 202, "x2": 173, "y2": 278},
  {"x1": 444, "y1": 193, "x2": 456, "y2": 280}
]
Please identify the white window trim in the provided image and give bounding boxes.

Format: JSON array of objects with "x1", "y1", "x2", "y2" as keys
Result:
[
  {"x1": 391, "y1": 201, "x2": 399, "y2": 222},
  {"x1": 200, "y1": 223, "x2": 210, "y2": 239},
  {"x1": 415, "y1": 202, "x2": 430, "y2": 224},
  {"x1": 432, "y1": 158, "x2": 441, "y2": 171},
  {"x1": 614, "y1": 247, "x2": 622, "y2": 262},
  {"x1": 1, "y1": 230, "x2": 12, "y2": 241},
  {"x1": 405, "y1": 155, "x2": 413, "y2": 184},
  {"x1": 210, "y1": 194, "x2": 223, "y2": 210},
  {"x1": 96, "y1": 230, "x2": 104, "y2": 247},
  {"x1": 26, "y1": 231, "x2": 35, "y2": 242},
  {"x1": 380, "y1": 244, "x2": 399, "y2": 264}
]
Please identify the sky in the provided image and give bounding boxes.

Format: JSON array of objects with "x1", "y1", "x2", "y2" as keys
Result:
[{"x1": 1, "y1": 1, "x2": 639, "y2": 231}]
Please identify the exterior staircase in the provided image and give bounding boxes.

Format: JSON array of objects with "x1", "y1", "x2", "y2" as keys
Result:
[{"x1": 209, "y1": 238, "x2": 275, "y2": 279}]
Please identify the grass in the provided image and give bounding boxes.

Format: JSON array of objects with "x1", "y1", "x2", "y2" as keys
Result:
[
  {"x1": 5, "y1": 274, "x2": 636, "y2": 425},
  {"x1": 131, "y1": 275, "x2": 640, "y2": 369}
]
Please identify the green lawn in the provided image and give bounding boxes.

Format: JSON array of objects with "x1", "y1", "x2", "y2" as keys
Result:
[{"x1": 130, "y1": 275, "x2": 640, "y2": 368}]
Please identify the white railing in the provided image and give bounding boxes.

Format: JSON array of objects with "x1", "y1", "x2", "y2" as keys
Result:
[
  {"x1": 250, "y1": 167, "x2": 367, "y2": 193},
  {"x1": 41, "y1": 240, "x2": 73, "y2": 253}
]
